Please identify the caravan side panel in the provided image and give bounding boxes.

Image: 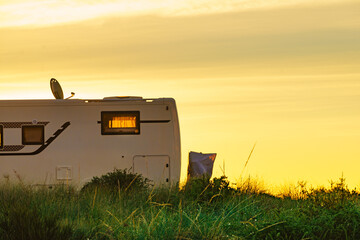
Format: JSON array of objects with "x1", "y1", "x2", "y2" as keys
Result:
[{"x1": 0, "y1": 98, "x2": 181, "y2": 186}]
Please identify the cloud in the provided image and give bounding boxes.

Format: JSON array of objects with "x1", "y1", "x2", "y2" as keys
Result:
[{"x1": 0, "y1": 0, "x2": 355, "y2": 28}]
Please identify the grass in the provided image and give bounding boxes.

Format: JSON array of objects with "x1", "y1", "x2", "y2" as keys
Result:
[{"x1": 1, "y1": 172, "x2": 360, "y2": 239}]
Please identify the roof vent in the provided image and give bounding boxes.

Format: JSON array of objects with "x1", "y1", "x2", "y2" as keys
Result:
[{"x1": 103, "y1": 96, "x2": 143, "y2": 100}]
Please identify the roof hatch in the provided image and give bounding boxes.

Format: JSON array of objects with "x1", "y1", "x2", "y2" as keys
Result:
[{"x1": 103, "y1": 96, "x2": 143, "y2": 100}]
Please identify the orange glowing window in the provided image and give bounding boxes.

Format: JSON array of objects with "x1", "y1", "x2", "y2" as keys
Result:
[
  {"x1": 101, "y1": 111, "x2": 140, "y2": 135},
  {"x1": 0, "y1": 125, "x2": 3, "y2": 149},
  {"x1": 108, "y1": 116, "x2": 137, "y2": 129}
]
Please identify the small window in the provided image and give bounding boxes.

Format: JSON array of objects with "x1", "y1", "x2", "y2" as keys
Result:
[
  {"x1": 0, "y1": 125, "x2": 3, "y2": 149},
  {"x1": 22, "y1": 125, "x2": 45, "y2": 145},
  {"x1": 101, "y1": 111, "x2": 140, "y2": 135}
]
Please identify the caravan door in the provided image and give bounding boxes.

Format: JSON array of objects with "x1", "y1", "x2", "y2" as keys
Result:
[{"x1": 133, "y1": 155, "x2": 170, "y2": 184}]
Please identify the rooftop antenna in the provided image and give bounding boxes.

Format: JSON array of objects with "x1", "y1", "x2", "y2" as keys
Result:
[{"x1": 50, "y1": 78, "x2": 64, "y2": 99}]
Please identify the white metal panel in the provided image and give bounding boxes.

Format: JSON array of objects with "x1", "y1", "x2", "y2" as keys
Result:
[
  {"x1": 56, "y1": 166, "x2": 72, "y2": 180},
  {"x1": 133, "y1": 155, "x2": 170, "y2": 184}
]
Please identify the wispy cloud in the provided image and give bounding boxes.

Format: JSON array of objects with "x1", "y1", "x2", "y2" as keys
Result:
[{"x1": 0, "y1": 0, "x2": 354, "y2": 27}]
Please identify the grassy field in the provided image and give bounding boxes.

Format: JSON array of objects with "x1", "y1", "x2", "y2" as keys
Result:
[{"x1": 1, "y1": 171, "x2": 360, "y2": 240}]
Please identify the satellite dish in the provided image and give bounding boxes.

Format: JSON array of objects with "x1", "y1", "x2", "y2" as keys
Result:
[{"x1": 50, "y1": 78, "x2": 64, "y2": 99}]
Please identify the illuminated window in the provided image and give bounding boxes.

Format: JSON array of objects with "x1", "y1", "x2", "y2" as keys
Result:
[
  {"x1": 101, "y1": 111, "x2": 140, "y2": 135},
  {"x1": 22, "y1": 125, "x2": 44, "y2": 145},
  {"x1": 0, "y1": 125, "x2": 3, "y2": 149}
]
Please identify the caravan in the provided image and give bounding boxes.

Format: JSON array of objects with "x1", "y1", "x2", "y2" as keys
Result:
[{"x1": 0, "y1": 80, "x2": 181, "y2": 186}]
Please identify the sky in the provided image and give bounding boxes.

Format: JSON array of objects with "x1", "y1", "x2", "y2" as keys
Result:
[{"x1": 0, "y1": 0, "x2": 360, "y2": 190}]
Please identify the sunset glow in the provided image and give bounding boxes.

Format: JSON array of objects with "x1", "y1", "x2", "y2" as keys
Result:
[
  {"x1": 0, "y1": 0, "x2": 354, "y2": 27},
  {"x1": 1, "y1": 0, "x2": 359, "y2": 190}
]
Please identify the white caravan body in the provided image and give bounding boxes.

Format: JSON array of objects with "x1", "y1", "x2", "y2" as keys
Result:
[{"x1": 0, "y1": 97, "x2": 181, "y2": 186}]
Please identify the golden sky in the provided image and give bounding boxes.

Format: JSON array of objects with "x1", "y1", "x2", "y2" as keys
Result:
[{"x1": 1, "y1": 0, "x2": 360, "y2": 189}]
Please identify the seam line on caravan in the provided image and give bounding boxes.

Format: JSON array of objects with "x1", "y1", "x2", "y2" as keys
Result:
[
  {"x1": 140, "y1": 120, "x2": 170, "y2": 123},
  {"x1": 0, "y1": 122, "x2": 70, "y2": 156}
]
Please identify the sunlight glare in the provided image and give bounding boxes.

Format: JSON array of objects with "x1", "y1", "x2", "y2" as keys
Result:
[{"x1": 0, "y1": 0, "x2": 352, "y2": 27}]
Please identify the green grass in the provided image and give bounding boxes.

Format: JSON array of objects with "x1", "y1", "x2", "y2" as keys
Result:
[{"x1": 1, "y1": 173, "x2": 360, "y2": 240}]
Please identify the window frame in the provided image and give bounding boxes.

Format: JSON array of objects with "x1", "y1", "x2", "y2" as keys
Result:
[
  {"x1": 0, "y1": 125, "x2": 3, "y2": 149},
  {"x1": 22, "y1": 125, "x2": 45, "y2": 145},
  {"x1": 101, "y1": 111, "x2": 140, "y2": 135}
]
